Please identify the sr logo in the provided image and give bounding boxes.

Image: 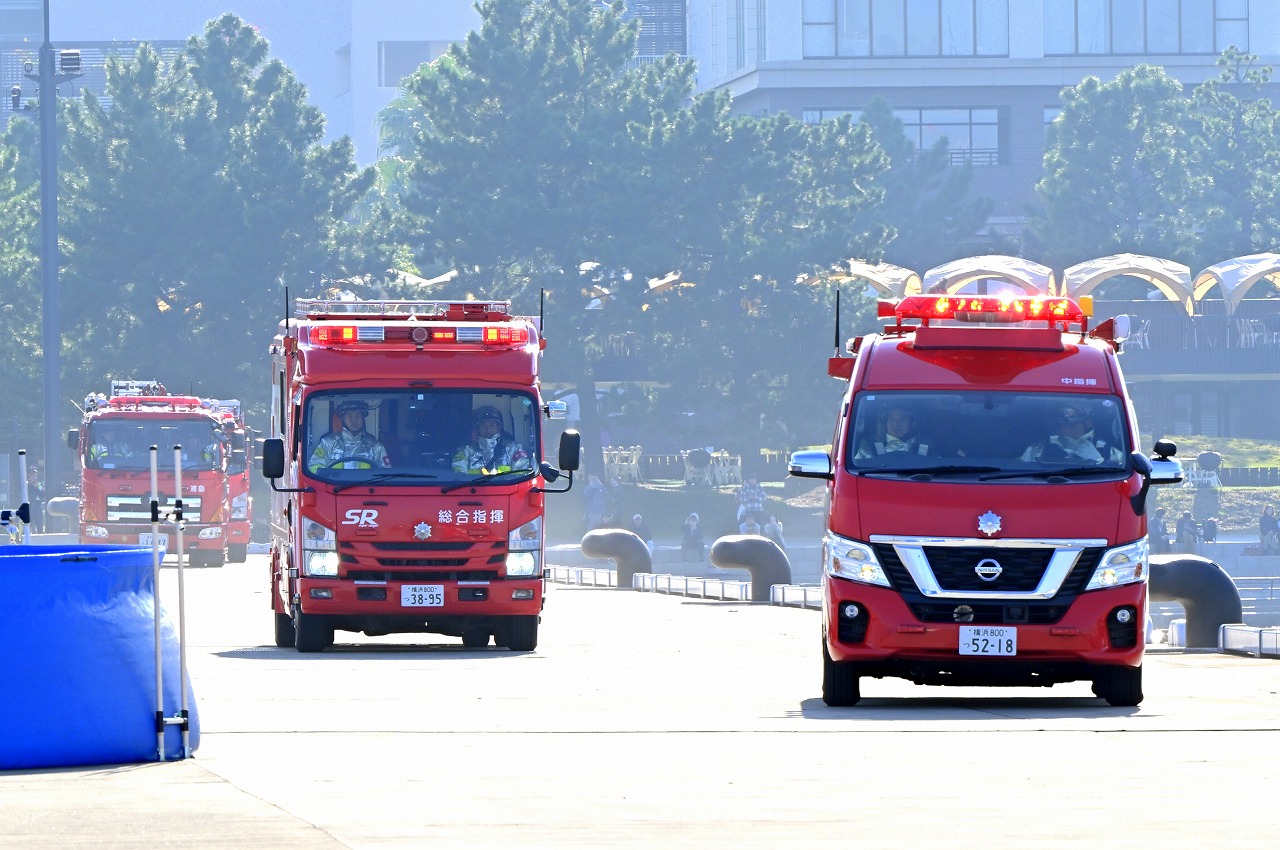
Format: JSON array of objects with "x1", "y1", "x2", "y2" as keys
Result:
[{"x1": 342, "y1": 509, "x2": 379, "y2": 528}]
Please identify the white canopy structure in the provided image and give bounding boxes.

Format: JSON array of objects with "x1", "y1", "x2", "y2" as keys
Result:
[
  {"x1": 837, "y1": 260, "x2": 923, "y2": 298},
  {"x1": 1061, "y1": 253, "x2": 1193, "y2": 315},
  {"x1": 1191, "y1": 253, "x2": 1280, "y2": 315},
  {"x1": 922, "y1": 255, "x2": 1054, "y2": 296}
]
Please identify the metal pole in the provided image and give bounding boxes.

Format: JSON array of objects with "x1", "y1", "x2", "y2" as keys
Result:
[{"x1": 37, "y1": 0, "x2": 62, "y2": 497}]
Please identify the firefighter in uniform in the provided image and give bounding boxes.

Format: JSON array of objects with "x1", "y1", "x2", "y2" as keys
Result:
[
  {"x1": 308, "y1": 400, "x2": 390, "y2": 471},
  {"x1": 452, "y1": 406, "x2": 530, "y2": 474}
]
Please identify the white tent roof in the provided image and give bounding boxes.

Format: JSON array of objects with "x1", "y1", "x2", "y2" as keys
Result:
[
  {"x1": 1192, "y1": 253, "x2": 1280, "y2": 315},
  {"x1": 832, "y1": 260, "x2": 923, "y2": 298},
  {"x1": 1061, "y1": 253, "x2": 1193, "y2": 315},
  {"x1": 922, "y1": 255, "x2": 1054, "y2": 296}
]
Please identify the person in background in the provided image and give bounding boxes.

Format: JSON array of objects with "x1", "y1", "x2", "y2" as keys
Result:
[
  {"x1": 739, "y1": 514, "x2": 762, "y2": 536},
  {"x1": 630, "y1": 513, "x2": 654, "y2": 554},
  {"x1": 1149, "y1": 507, "x2": 1169, "y2": 554},
  {"x1": 584, "y1": 474, "x2": 607, "y2": 530},
  {"x1": 681, "y1": 512, "x2": 704, "y2": 562},
  {"x1": 736, "y1": 475, "x2": 765, "y2": 524},
  {"x1": 1175, "y1": 511, "x2": 1198, "y2": 552},
  {"x1": 26, "y1": 465, "x2": 45, "y2": 533},
  {"x1": 1260, "y1": 504, "x2": 1279, "y2": 554},
  {"x1": 763, "y1": 513, "x2": 786, "y2": 550}
]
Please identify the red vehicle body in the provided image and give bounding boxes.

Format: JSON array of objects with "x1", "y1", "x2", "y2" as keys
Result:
[
  {"x1": 69, "y1": 380, "x2": 231, "y2": 567},
  {"x1": 261, "y1": 298, "x2": 579, "y2": 653},
  {"x1": 210, "y1": 399, "x2": 253, "y2": 563},
  {"x1": 790, "y1": 294, "x2": 1183, "y2": 706}
]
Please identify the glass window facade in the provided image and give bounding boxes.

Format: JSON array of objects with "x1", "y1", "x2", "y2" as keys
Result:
[
  {"x1": 1044, "y1": 0, "x2": 1248, "y2": 55},
  {"x1": 803, "y1": 106, "x2": 1003, "y2": 166},
  {"x1": 803, "y1": 0, "x2": 1009, "y2": 57}
]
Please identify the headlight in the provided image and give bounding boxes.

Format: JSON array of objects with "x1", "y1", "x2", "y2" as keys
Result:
[
  {"x1": 198, "y1": 526, "x2": 223, "y2": 539},
  {"x1": 84, "y1": 524, "x2": 109, "y2": 539},
  {"x1": 506, "y1": 551, "x2": 539, "y2": 577},
  {"x1": 303, "y1": 518, "x2": 336, "y2": 551},
  {"x1": 824, "y1": 532, "x2": 890, "y2": 587},
  {"x1": 1086, "y1": 538, "x2": 1150, "y2": 590},
  {"x1": 305, "y1": 550, "x2": 340, "y2": 577},
  {"x1": 231, "y1": 493, "x2": 248, "y2": 520},
  {"x1": 508, "y1": 516, "x2": 542, "y2": 551}
]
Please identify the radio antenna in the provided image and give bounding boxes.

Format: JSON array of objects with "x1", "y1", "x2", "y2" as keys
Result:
[{"x1": 832, "y1": 287, "x2": 841, "y2": 356}]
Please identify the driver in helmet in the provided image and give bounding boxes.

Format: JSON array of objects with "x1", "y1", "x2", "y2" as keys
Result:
[
  {"x1": 308, "y1": 399, "x2": 390, "y2": 472},
  {"x1": 452, "y1": 405, "x2": 530, "y2": 475}
]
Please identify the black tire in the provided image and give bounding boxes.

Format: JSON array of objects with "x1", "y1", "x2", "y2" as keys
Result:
[
  {"x1": 294, "y1": 611, "x2": 334, "y2": 653},
  {"x1": 822, "y1": 640, "x2": 861, "y2": 707},
  {"x1": 496, "y1": 615, "x2": 538, "y2": 651},
  {"x1": 274, "y1": 612, "x2": 296, "y2": 648},
  {"x1": 1093, "y1": 664, "x2": 1143, "y2": 706},
  {"x1": 228, "y1": 543, "x2": 248, "y2": 563},
  {"x1": 461, "y1": 628, "x2": 490, "y2": 648}
]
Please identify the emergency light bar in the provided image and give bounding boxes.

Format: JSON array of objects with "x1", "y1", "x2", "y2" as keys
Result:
[
  {"x1": 879, "y1": 295, "x2": 1090, "y2": 326},
  {"x1": 308, "y1": 323, "x2": 531, "y2": 347},
  {"x1": 295, "y1": 298, "x2": 512, "y2": 321}
]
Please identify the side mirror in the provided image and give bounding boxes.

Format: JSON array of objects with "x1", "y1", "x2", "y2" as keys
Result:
[
  {"x1": 559, "y1": 430, "x2": 581, "y2": 472},
  {"x1": 539, "y1": 461, "x2": 560, "y2": 483},
  {"x1": 66, "y1": 429, "x2": 79, "y2": 450},
  {"x1": 544, "y1": 399, "x2": 568, "y2": 420},
  {"x1": 789, "y1": 449, "x2": 834, "y2": 480},
  {"x1": 261, "y1": 438, "x2": 285, "y2": 479}
]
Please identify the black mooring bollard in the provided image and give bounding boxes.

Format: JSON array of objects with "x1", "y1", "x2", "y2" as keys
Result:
[
  {"x1": 709, "y1": 535, "x2": 791, "y2": 602},
  {"x1": 1150, "y1": 555, "x2": 1243, "y2": 648},
  {"x1": 580, "y1": 528, "x2": 651, "y2": 588}
]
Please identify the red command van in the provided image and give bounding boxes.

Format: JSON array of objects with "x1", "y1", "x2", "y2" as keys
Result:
[{"x1": 790, "y1": 294, "x2": 1183, "y2": 706}]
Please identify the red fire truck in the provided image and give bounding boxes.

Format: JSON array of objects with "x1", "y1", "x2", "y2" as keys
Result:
[
  {"x1": 260, "y1": 298, "x2": 580, "y2": 653},
  {"x1": 790, "y1": 294, "x2": 1183, "y2": 706},
  {"x1": 209, "y1": 398, "x2": 253, "y2": 563},
  {"x1": 69, "y1": 380, "x2": 232, "y2": 567}
]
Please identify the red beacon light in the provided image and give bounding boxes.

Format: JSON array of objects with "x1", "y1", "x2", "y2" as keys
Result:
[
  {"x1": 311, "y1": 325, "x2": 359, "y2": 345},
  {"x1": 881, "y1": 294, "x2": 1090, "y2": 329}
]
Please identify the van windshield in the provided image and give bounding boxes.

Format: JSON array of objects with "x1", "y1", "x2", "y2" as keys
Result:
[
  {"x1": 302, "y1": 389, "x2": 541, "y2": 486},
  {"x1": 845, "y1": 392, "x2": 1130, "y2": 478}
]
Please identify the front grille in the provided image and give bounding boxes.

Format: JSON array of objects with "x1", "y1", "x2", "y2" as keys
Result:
[
  {"x1": 874, "y1": 543, "x2": 1104, "y2": 598},
  {"x1": 106, "y1": 494, "x2": 203, "y2": 522},
  {"x1": 908, "y1": 601, "x2": 1071, "y2": 625},
  {"x1": 338, "y1": 538, "x2": 509, "y2": 576}
]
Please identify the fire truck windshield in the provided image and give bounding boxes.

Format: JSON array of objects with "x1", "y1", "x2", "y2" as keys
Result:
[
  {"x1": 302, "y1": 389, "x2": 541, "y2": 485},
  {"x1": 846, "y1": 391, "x2": 1130, "y2": 479},
  {"x1": 88, "y1": 419, "x2": 224, "y2": 470}
]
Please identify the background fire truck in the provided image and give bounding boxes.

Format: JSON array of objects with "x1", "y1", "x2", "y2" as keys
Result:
[
  {"x1": 69, "y1": 380, "x2": 232, "y2": 567},
  {"x1": 261, "y1": 298, "x2": 580, "y2": 653},
  {"x1": 208, "y1": 398, "x2": 253, "y2": 563}
]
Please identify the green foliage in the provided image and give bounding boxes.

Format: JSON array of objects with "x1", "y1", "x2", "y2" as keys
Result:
[
  {"x1": 1029, "y1": 65, "x2": 1203, "y2": 269},
  {"x1": 0, "y1": 143, "x2": 42, "y2": 448},
  {"x1": 55, "y1": 14, "x2": 374, "y2": 429}
]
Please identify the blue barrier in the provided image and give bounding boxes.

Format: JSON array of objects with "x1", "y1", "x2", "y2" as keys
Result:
[{"x1": 0, "y1": 545, "x2": 198, "y2": 770}]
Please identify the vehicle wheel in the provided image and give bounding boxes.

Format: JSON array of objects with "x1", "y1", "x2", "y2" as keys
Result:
[
  {"x1": 274, "y1": 612, "x2": 296, "y2": 648},
  {"x1": 496, "y1": 615, "x2": 538, "y2": 651},
  {"x1": 461, "y1": 628, "x2": 490, "y2": 648},
  {"x1": 228, "y1": 543, "x2": 248, "y2": 563},
  {"x1": 1093, "y1": 664, "x2": 1143, "y2": 706},
  {"x1": 294, "y1": 611, "x2": 334, "y2": 653},
  {"x1": 822, "y1": 640, "x2": 861, "y2": 707}
]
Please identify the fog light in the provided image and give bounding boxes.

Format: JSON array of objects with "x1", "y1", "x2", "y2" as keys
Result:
[
  {"x1": 841, "y1": 603, "x2": 860, "y2": 619},
  {"x1": 512, "y1": 588, "x2": 535, "y2": 600},
  {"x1": 1115, "y1": 608, "x2": 1132, "y2": 623},
  {"x1": 309, "y1": 587, "x2": 333, "y2": 599}
]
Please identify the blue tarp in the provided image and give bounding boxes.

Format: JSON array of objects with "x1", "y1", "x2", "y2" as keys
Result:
[{"x1": 0, "y1": 545, "x2": 199, "y2": 770}]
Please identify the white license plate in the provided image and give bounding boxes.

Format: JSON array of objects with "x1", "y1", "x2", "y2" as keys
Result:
[
  {"x1": 959, "y1": 626, "x2": 1017, "y2": 656},
  {"x1": 139, "y1": 533, "x2": 169, "y2": 548},
  {"x1": 401, "y1": 584, "x2": 445, "y2": 607}
]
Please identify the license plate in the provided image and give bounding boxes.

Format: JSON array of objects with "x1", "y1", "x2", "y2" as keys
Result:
[
  {"x1": 401, "y1": 584, "x2": 445, "y2": 607},
  {"x1": 959, "y1": 625, "x2": 1017, "y2": 656},
  {"x1": 139, "y1": 533, "x2": 169, "y2": 548}
]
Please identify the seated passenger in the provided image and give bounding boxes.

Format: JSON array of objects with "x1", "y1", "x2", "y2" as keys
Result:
[
  {"x1": 1021, "y1": 405, "x2": 1124, "y2": 464},
  {"x1": 452, "y1": 406, "x2": 530, "y2": 474},
  {"x1": 854, "y1": 404, "x2": 932, "y2": 459},
  {"x1": 89, "y1": 426, "x2": 134, "y2": 465},
  {"x1": 308, "y1": 400, "x2": 390, "y2": 471}
]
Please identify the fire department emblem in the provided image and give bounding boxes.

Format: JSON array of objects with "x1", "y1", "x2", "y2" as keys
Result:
[
  {"x1": 977, "y1": 510, "x2": 1002, "y2": 536},
  {"x1": 413, "y1": 522, "x2": 433, "y2": 540}
]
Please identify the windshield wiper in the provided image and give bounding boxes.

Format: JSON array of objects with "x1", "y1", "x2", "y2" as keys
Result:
[
  {"x1": 440, "y1": 469, "x2": 533, "y2": 494},
  {"x1": 979, "y1": 466, "x2": 1125, "y2": 482},
  {"x1": 860, "y1": 464, "x2": 1001, "y2": 479},
  {"x1": 333, "y1": 471, "x2": 437, "y2": 493}
]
